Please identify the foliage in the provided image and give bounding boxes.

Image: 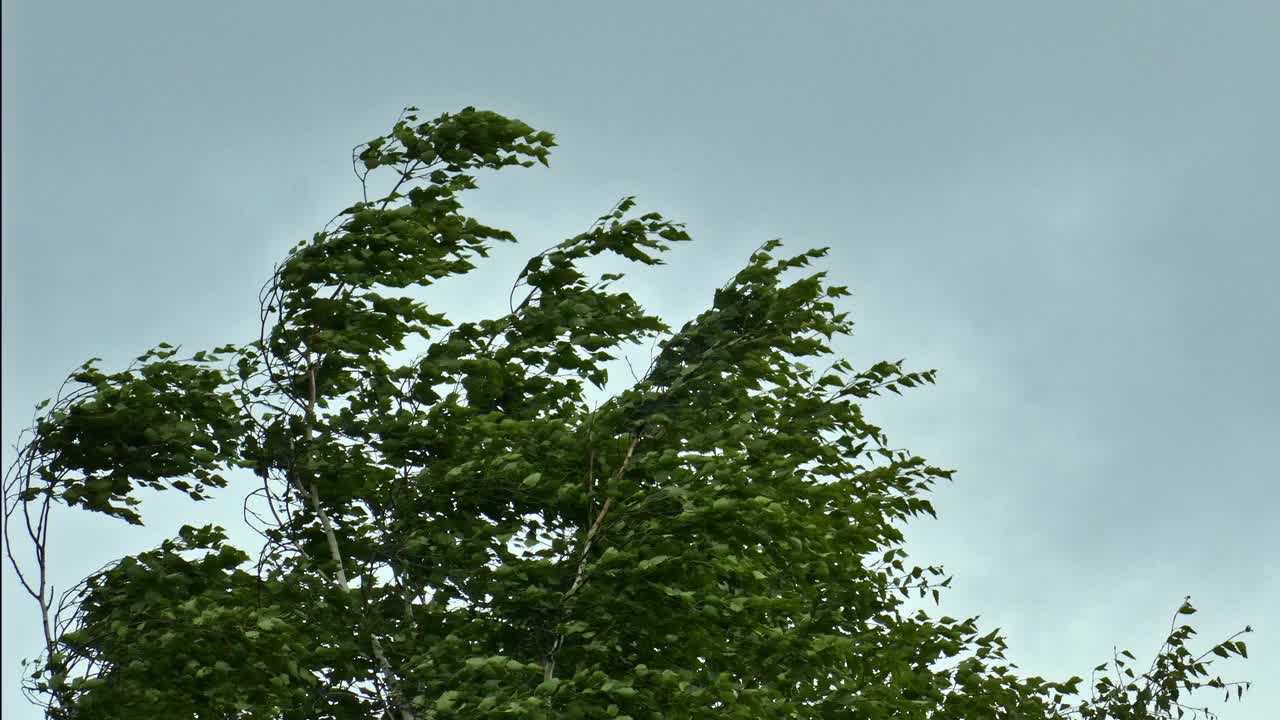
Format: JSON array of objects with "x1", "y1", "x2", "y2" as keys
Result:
[{"x1": 4, "y1": 106, "x2": 1253, "y2": 719}]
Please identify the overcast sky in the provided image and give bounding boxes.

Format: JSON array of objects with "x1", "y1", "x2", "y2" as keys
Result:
[{"x1": 3, "y1": 2, "x2": 1276, "y2": 718}]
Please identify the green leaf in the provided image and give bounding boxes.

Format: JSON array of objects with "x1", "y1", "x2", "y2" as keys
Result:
[{"x1": 637, "y1": 554, "x2": 672, "y2": 571}]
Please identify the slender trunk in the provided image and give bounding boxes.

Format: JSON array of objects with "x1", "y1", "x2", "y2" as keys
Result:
[
  {"x1": 302, "y1": 359, "x2": 417, "y2": 720},
  {"x1": 544, "y1": 434, "x2": 641, "y2": 681}
]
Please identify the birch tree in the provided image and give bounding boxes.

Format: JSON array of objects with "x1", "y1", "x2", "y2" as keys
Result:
[{"x1": 4, "y1": 106, "x2": 1253, "y2": 720}]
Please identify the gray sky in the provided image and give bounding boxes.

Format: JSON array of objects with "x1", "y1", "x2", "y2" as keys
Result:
[{"x1": 3, "y1": 2, "x2": 1276, "y2": 717}]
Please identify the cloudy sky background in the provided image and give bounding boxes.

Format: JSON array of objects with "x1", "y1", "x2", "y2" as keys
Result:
[{"x1": 3, "y1": 2, "x2": 1276, "y2": 717}]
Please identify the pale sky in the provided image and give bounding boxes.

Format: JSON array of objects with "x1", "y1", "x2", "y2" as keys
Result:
[{"x1": 3, "y1": 2, "x2": 1276, "y2": 718}]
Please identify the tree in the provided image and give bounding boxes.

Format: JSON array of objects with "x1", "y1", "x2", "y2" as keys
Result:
[{"x1": 4, "y1": 106, "x2": 1253, "y2": 720}]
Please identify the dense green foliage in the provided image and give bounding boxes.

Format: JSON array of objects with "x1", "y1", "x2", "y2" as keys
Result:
[{"x1": 5, "y1": 106, "x2": 1252, "y2": 719}]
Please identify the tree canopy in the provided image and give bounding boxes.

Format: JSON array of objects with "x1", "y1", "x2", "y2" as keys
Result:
[{"x1": 4, "y1": 106, "x2": 1253, "y2": 719}]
